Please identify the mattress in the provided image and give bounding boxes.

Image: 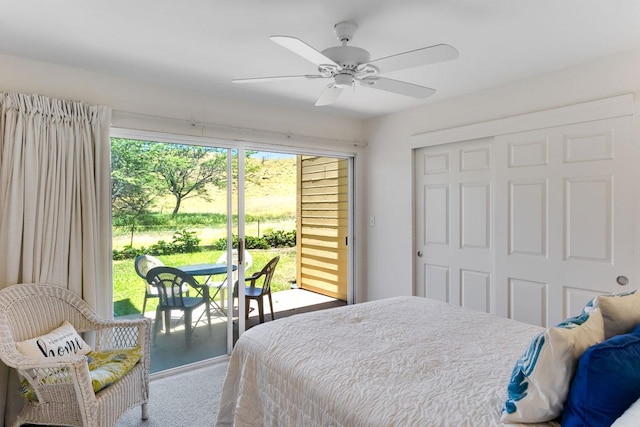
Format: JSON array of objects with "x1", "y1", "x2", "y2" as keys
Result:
[{"x1": 216, "y1": 296, "x2": 559, "y2": 427}]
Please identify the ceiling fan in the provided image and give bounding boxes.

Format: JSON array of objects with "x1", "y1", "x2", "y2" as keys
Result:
[{"x1": 232, "y1": 21, "x2": 458, "y2": 106}]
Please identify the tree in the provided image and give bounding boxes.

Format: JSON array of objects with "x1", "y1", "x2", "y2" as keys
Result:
[
  {"x1": 111, "y1": 139, "x2": 162, "y2": 217},
  {"x1": 150, "y1": 144, "x2": 227, "y2": 215},
  {"x1": 112, "y1": 140, "x2": 258, "y2": 218},
  {"x1": 111, "y1": 139, "x2": 164, "y2": 244}
]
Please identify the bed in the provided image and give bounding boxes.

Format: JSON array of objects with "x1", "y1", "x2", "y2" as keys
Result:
[{"x1": 215, "y1": 295, "x2": 640, "y2": 426}]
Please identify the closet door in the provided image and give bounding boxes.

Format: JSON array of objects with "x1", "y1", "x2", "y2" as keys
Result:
[
  {"x1": 494, "y1": 117, "x2": 634, "y2": 326},
  {"x1": 414, "y1": 138, "x2": 494, "y2": 313},
  {"x1": 415, "y1": 116, "x2": 634, "y2": 327}
]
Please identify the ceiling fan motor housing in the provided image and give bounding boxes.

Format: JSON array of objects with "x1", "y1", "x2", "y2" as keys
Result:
[{"x1": 321, "y1": 46, "x2": 370, "y2": 70}]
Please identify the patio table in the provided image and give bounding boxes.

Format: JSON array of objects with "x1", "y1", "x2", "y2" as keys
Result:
[{"x1": 177, "y1": 263, "x2": 238, "y2": 315}]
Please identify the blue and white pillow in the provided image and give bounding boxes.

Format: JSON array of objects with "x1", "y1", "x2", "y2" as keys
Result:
[
  {"x1": 501, "y1": 309, "x2": 604, "y2": 423},
  {"x1": 583, "y1": 290, "x2": 640, "y2": 339}
]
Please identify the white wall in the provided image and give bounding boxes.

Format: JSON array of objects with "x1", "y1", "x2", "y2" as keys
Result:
[
  {"x1": 364, "y1": 46, "x2": 640, "y2": 301},
  {"x1": 0, "y1": 53, "x2": 364, "y2": 146}
]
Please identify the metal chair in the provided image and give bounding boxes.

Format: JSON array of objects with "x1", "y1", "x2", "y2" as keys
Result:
[{"x1": 145, "y1": 266, "x2": 212, "y2": 348}]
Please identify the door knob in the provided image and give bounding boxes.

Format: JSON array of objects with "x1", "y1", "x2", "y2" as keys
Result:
[
  {"x1": 616, "y1": 275, "x2": 629, "y2": 286},
  {"x1": 417, "y1": 251, "x2": 423, "y2": 257}
]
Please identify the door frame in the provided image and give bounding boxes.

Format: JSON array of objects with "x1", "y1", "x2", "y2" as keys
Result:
[
  {"x1": 410, "y1": 94, "x2": 637, "y2": 304},
  {"x1": 110, "y1": 128, "x2": 357, "y2": 353}
]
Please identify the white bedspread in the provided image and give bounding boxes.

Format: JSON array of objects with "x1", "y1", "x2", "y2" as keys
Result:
[{"x1": 216, "y1": 296, "x2": 559, "y2": 427}]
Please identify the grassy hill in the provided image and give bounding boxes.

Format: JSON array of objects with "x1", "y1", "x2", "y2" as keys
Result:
[
  {"x1": 113, "y1": 156, "x2": 298, "y2": 249},
  {"x1": 154, "y1": 156, "x2": 296, "y2": 215}
]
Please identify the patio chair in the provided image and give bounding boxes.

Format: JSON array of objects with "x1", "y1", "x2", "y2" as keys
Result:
[
  {"x1": 211, "y1": 249, "x2": 253, "y2": 310},
  {"x1": 216, "y1": 249, "x2": 253, "y2": 276},
  {"x1": 134, "y1": 254, "x2": 165, "y2": 315},
  {"x1": 135, "y1": 254, "x2": 191, "y2": 328},
  {"x1": 0, "y1": 283, "x2": 151, "y2": 427},
  {"x1": 236, "y1": 256, "x2": 280, "y2": 324},
  {"x1": 136, "y1": 254, "x2": 190, "y2": 315},
  {"x1": 145, "y1": 266, "x2": 212, "y2": 348}
]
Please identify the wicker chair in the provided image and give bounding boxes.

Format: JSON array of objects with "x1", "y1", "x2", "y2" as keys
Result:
[{"x1": 0, "y1": 283, "x2": 151, "y2": 427}]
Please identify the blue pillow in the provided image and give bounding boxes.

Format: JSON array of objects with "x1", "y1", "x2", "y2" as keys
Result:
[{"x1": 562, "y1": 330, "x2": 640, "y2": 427}]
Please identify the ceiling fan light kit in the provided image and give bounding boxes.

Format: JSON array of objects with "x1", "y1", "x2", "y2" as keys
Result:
[
  {"x1": 333, "y1": 73, "x2": 353, "y2": 89},
  {"x1": 232, "y1": 21, "x2": 458, "y2": 106}
]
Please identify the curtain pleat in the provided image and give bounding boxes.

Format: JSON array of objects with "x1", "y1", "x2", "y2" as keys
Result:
[{"x1": 0, "y1": 92, "x2": 112, "y2": 426}]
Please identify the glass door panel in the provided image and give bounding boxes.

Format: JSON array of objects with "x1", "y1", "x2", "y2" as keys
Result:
[
  {"x1": 111, "y1": 136, "x2": 235, "y2": 373},
  {"x1": 239, "y1": 150, "x2": 349, "y2": 331}
]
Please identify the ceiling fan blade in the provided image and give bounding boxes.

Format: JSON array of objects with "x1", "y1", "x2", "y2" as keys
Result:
[
  {"x1": 315, "y1": 85, "x2": 343, "y2": 106},
  {"x1": 359, "y1": 77, "x2": 436, "y2": 98},
  {"x1": 368, "y1": 44, "x2": 458, "y2": 73},
  {"x1": 270, "y1": 36, "x2": 338, "y2": 68},
  {"x1": 232, "y1": 75, "x2": 324, "y2": 84}
]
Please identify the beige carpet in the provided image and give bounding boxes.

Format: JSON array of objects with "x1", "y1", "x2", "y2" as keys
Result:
[{"x1": 117, "y1": 359, "x2": 229, "y2": 427}]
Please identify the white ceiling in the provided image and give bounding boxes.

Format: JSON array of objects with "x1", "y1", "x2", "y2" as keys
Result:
[{"x1": 2, "y1": 0, "x2": 640, "y2": 120}]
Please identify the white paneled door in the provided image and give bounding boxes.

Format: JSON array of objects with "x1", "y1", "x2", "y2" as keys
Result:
[
  {"x1": 415, "y1": 117, "x2": 634, "y2": 327},
  {"x1": 415, "y1": 138, "x2": 494, "y2": 313}
]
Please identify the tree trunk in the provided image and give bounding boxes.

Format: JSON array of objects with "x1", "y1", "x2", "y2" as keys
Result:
[{"x1": 172, "y1": 197, "x2": 181, "y2": 216}]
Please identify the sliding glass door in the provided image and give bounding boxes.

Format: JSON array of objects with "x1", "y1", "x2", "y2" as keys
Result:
[{"x1": 110, "y1": 130, "x2": 353, "y2": 373}]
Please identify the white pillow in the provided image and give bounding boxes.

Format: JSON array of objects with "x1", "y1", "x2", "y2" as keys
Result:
[
  {"x1": 612, "y1": 396, "x2": 640, "y2": 427},
  {"x1": 501, "y1": 309, "x2": 604, "y2": 423},
  {"x1": 16, "y1": 321, "x2": 92, "y2": 358},
  {"x1": 584, "y1": 290, "x2": 640, "y2": 339}
]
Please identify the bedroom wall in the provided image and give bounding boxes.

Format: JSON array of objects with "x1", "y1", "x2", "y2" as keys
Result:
[
  {"x1": 0, "y1": 54, "x2": 364, "y2": 145},
  {"x1": 364, "y1": 46, "x2": 640, "y2": 301}
]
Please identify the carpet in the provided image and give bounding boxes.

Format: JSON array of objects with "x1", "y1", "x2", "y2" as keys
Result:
[{"x1": 117, "y1": 359, "x2": 229, "y2": 427}]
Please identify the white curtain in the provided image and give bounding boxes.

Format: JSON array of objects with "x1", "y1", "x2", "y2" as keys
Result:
[{"x1": 0, "y1": 93, "x2": 112, "y2": 426}]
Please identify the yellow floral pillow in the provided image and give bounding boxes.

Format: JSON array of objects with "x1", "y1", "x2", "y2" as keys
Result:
[{"x1": 19, "y1": 347, "x2": 142, "y2": 401}]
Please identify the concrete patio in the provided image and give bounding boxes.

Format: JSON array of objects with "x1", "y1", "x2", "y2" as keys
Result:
[{"x1": 144, "y1": 288, "x2": 346, "y2": 373}]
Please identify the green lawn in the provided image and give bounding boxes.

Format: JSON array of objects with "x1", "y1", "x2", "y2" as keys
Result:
[{"x1": 113, "y1": 247, "x2": 296, "y2": 316}]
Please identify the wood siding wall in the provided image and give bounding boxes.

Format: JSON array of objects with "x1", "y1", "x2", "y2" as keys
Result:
[{"x1": 296, "y1": 156, "x2": 348, "y2": 300}]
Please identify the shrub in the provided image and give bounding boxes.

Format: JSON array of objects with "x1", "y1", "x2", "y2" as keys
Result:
[
  {"x1": 112, "y1": 229, "x2": 201, "y2": 259},
  {"x1": 112, "y1": 245, "x2": 147, "y2": 261},
  {"x1": 212, "y1": 235, "x2": 269, "y2": 250},
  {"x1": 246, "y1": 236, "x2": 270, "y2": 249},
  {"x1": 112, "y1": 229, "x2": 295, "y2": 260},
  {"x1": 212, "y1": 235, "x2": 238, "y2": 250},
  {"x1": 148, "y1": 239, "x2": 174, "y2": 255},
  {"x1": 263, "y1": 229, "x2": 296, "y2": 247},
  {"x1": 171, "y1": 229, "x2": 201, "y2": 253}
]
